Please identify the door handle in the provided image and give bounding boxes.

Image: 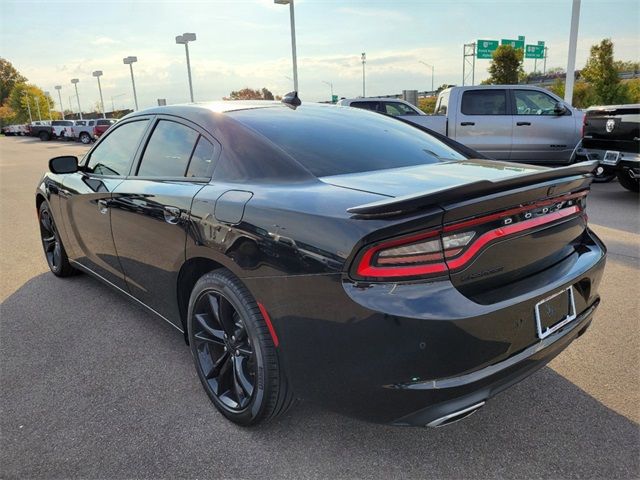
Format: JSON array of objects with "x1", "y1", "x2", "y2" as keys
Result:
[
  {"x1": 163, "y1": 206, "x2": 181, "y2": 224},
  {"x1": 97, "y1": 199, "x2": 109, "y2": 214},
  {"x1": 460, "y1": 122, "x2": 475, "y2": 126},
  {"x1": 516, "y1": 121, "x2": 532, "y2": 126}
]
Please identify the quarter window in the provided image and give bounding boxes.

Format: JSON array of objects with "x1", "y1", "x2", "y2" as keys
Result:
[
  {"x1": 86, "y1": 120, "x2": 149, "y2": 176},
  {"x1": 137, "y1": 120, "x2": 199, "y2": 177},
  {"x1": 514, "y1": 90, "x2": 559, "y2": 115},
  {"x1": 186, "y1": 136, "x2": 218, "y2": 178},
  {"x1": 461, "y1": 90, "x2": 507, "y2": 115}
]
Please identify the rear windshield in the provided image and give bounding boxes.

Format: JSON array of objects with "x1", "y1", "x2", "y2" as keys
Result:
[
  {"x1": 228, "y1": 105, "x2": 465, "y2": 177},
  {"x1": 97, "y1": 119, "x2": 116, "y2": 126}
]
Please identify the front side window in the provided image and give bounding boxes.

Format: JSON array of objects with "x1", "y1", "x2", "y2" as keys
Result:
[
  {"x1": 383, "y1": 102, "x2": 418, "y2": 116},
  {"x1": 137, "y1": 120, "x2": 199, "y2": 177},
  {"x1": 461, "y1": 90, "x2": 507, "y2": 115},
  {"x1": 86, "y1": 120, "x2": 149, "y2": 176},
  {"x1": 514, "y1": 90, "x2": 559, "y2": 115}
]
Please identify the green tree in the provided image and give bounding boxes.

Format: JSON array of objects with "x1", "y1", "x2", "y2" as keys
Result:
[
  {"x1": 581, "y1": 39, "x2": 628, "y2": 105},
  {"x1": 418, "y1": 96, "x2": 436, "y2": 114},
  {"x1": 0, "y1": 58, "x2": 27, "y2": 105},
  {"x1": 7, "y1": 83, "x2": 54, "y2": 123},
  {"x1": 225, "y1": 87, "x2": 276, "y2": 100},
  {"x1": 485, "y1": 45, "x2": 524, "y2": 84},
  {"x1": 626, "y1": 79, "x2": 640, "y2": 103},
  {"x1": 547, "y1": 79, "x2": 595, "y2": 109}
]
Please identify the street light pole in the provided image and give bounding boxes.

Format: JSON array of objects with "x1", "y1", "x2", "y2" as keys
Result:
[
  {"x1": 123, "y1": 56, "x2": 139, "y2": 110},
  {"x1": 93, "y1": 71, "x2": 106, "y2": 118},
  {"x1": 22, "y1": 91, "x2": 33, "y2": 123},
  {"x1": 34, "y1": 96, "x2": 42, "y2": 121},
  {"x1": 361, "y1": 52, "x2": 366, "y2": 97},
  {"x1": 565, "y1": 0, "x2": 581, "y2": 105},
  {"x1": 275, "y1": 0, "x2": 298, "y2": 92},
  {"x1": 322, "y1": 80, "x2": 333, "y2": 102},
  {"x1": 419, "y1": 61, "x2": 435, "y2": 94},
  {"x1": 71, "y1": 78, "x2": 82, "y2": 120},
  {"x1": 54, "y1": 85, "x2": 64, "y2": 119},
  {"x1": 175, "y1": 33, "x2": 197, "y2": 102},
  {"x1": 44, "y1": 91, "x2": 53, "y2": 121}
]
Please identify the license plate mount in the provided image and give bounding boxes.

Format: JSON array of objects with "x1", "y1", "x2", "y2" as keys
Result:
[{"x1": 535, "y1": 287, "x2": 577, "y2": 339}]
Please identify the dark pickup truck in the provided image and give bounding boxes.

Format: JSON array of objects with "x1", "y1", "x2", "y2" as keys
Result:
[
  {"x1": 31, "y1": 120, "x2": 75, "y2": 141},
  {"x1": 581, "y1": 104, "x2": 639, "y2": 192}
]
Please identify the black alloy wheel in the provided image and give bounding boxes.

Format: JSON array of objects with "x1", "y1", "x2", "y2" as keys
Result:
[
  {"x1": 38, "y1": 202, "x2": 77, "y2": 277},
  {"x1": 187, "y1": 270, "x2": 294, "y2": 426},
  {"x1": 592, "y1": 165, "x2": 615, "y2": 183},
  {"x1": 192, "y1": 290, "x2": 256, "y2": 411}
]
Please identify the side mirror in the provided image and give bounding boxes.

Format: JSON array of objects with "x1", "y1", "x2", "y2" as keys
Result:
[
  {"x1": 49, "y1": 156, "x2": 78, "y2": 174},
  {"x1": 554, "y1": 102, "x2": 567, "y2": 115}
]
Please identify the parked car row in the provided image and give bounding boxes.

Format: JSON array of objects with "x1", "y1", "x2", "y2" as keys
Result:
[{"x1": 2, "y1": 119, "x2": 117, "y2": 143}]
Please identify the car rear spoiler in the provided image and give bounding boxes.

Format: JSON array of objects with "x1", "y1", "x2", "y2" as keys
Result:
[{"x1": 347, "y1": 160, "x2": 599, "y2": 217}]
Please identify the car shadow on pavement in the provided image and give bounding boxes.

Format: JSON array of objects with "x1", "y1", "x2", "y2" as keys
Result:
[{"x1": 1, "y1": 272, "x2": 638, "y2": 479}]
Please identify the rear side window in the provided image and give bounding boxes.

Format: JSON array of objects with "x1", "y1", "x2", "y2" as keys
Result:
[
  {"x1": 461, "y1": 90, "x2": 507, "y2": 115},
  {"x1": 137, "y1": 120, "x2": 199, "y2": 177},
  {"x1": 97, "y1": 119, "x2": 115, "y2": 126},
  {"x1": 229, "y1": 105, "x2": 466, "y2": 177},
  {"x1": 87, "y1": 120, "x2": 149, "y2": 176},
  {"x1": 349, "y1": 101, "x2": 380, "y2": 112}
]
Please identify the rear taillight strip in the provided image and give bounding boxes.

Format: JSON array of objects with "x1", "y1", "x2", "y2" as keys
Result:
[{"x1": 445, "y1": 205, "x2": 580, "y2": 270}]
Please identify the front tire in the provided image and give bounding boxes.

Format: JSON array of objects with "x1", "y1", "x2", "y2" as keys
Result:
[
  {"x1": 617, "y1": 170, "x2": 639, "y2": 192},
  {"x1": 187, "y1": 269, "x2": 294, "y2": 426},
  {"x1": 38, "y1": 202, "x2": 77, "y2": 277},
  {"x1": 38, "y1": 131, "x2": 50, "y2": 141}
]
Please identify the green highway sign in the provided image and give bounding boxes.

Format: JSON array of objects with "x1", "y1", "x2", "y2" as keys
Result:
[
  {"x1": 476, "y1": 39, "x2": 499, "y2": 59},
  {"x1": 525, "y1": 44, "x2": 545, "y2": 59},
  {"x1": 501, "y1": 36, "x2": 525, "y2": 50},
  {"x1": 331, "y1": 95, "x2": 338, "y2": 103}
]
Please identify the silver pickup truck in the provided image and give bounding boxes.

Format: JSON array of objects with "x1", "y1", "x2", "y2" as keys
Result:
[{"x1": 338, "y1": 85, "x2": 584, "y2": 165}]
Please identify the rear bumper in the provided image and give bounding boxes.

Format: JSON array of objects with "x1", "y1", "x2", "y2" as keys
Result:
[{"x1": 244, "y1": 229, "x2": 606, "y2": 425}]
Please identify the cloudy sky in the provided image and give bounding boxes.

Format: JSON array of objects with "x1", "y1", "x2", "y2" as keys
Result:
[{"x1": 1, "y1": 0, "x2": 638, "y2": 112}]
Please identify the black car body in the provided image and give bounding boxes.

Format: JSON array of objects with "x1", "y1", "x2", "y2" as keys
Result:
[
  {"x1": 581, "y1": 103, "x2": 640, "y2": 192},
  {"x1": 36, "y1": 102, "x2": 606, "y2": 427}
]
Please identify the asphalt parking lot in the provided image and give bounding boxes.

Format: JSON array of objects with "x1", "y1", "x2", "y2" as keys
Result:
[{"x1": 1, "y1": 135, "x2": 638, "y2": 479}]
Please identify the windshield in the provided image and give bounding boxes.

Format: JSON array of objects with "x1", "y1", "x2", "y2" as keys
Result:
[{"x1": 228, "y1": 105, "x2": 466, "y2": 177}]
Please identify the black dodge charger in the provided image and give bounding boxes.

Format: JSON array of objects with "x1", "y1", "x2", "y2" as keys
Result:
[{"x1": 36, "y1": 100, "x2": 606, "y2": 427}]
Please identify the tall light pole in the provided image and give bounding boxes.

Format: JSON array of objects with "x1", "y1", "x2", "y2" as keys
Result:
[
  {"x1": 361, "y1": 52, "x2": 366, "y2": 97},
  {"x1": 564, "y1": 0, "x2": 581, "y2": 105},
  {"x1": 123, "y1": 56, "x2": 139, "y2": 110},
  {"x1": 92, "y1": 70, "x2": 106, "y2": 118},
  {"x1": 54, "y1": 85, "x2": 64, "y2": 119},
  {"x1": 22, "y1": 91, "x2": 33, "y2": 123},
  {"x1": 275, "y1": 0, "x2": 298, "y2": 92},
  {"x1": 175, "y1": 33, "x2": 196, "y2": 102},
  {"x1": 44, "y1": 91, "x2": 53, "y2": 121},
  {"x1": 71, "y1": 78, "x2": 82, "y2": 120},
  {"x1": 419, "y1": 61, "x2": 435, "y2": 94},
  {"x1": 34, "y1": 96, "x2": 42, "y2": 121},
  {"x1": 322, "y1": 80, "x2": 333, "y2": 102},
  {"x1": 110, "y1": 93, "x2": 127, "y2": 112}
]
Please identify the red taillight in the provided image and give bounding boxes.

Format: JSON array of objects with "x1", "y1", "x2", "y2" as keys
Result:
[
  {"x1": 93, "y1": 127, "x2": 98, "y2": 136},
  {"x1": 353, "y1": 191, "x2": 587, "y2": 281}
]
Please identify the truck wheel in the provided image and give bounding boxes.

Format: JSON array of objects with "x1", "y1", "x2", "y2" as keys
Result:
[
  {"x1": 38, "y1": 131, "x2": 50, "y2": 141},
  {"x1": 79, "y1": 132, "x2": 91, "y2": 144},
  {"x1": 593, "y1": 165, "x2": 615, "y2": 183},
  {"x1": 617, "y1": 170, "x2": 639, "y2": 193}
]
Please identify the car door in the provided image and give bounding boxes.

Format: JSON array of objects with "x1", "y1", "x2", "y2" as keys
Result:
[
  {"x1": 109, "y1": 116, "x2": 219, "y2": 325},
  {"x1": 58, "y1": 118, "x2": 151, "y2": 290},
  {"x1": 453, "y1": 89, "x2": 513, "y2": 160},
  {"x1": 509, "y1": 89, "x2": 579, "y2": 163}
]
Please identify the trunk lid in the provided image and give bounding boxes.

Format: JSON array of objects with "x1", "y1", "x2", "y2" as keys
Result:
[{"x1": 341, "y1": 160, "x2": 596, "y2": 301}]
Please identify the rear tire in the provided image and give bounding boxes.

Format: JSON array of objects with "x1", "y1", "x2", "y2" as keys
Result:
[
  {"x1": 79, "y1": 132, "x2": 91, "y2": 144},
  {"x1": 617, "y1": 170, "x2": 639, "y2": 192},
  {"x1": 38, "y1": 131, "x2": 50, "y2": 141},
  {"x1": 187, "y1": 269, "x2": 294, "y2": 426},
  {"x1": 38, "y1": 202, "x2": 78, "y2": 277}
]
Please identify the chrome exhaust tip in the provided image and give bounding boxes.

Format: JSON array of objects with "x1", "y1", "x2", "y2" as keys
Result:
[{"x1": 426, "y1": 401, "x2": 486, "y2": 428}]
